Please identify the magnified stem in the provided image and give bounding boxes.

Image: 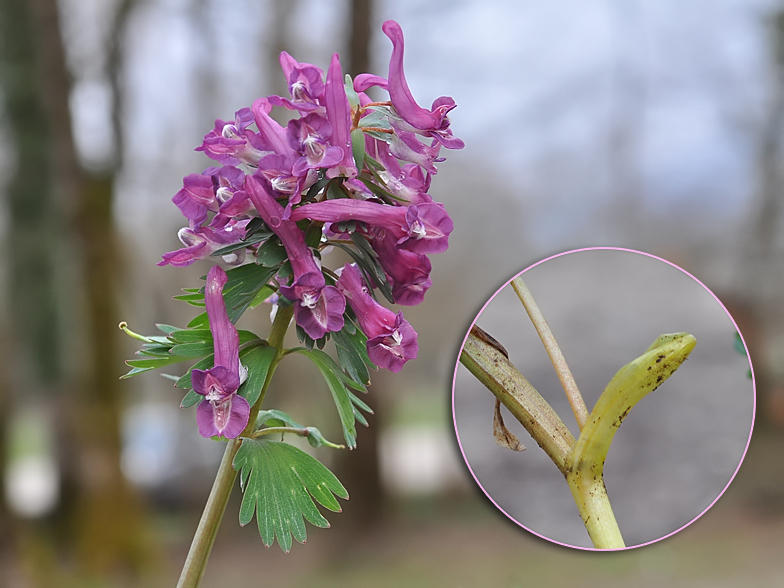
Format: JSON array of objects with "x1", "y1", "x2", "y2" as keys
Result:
[{"x1": 510, "y1": 276, "x2": 589, "y2": 430}]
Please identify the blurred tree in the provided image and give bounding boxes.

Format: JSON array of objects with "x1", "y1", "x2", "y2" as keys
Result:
[
  {"x1": 740, "y1": 7, "x2": 784, "y2": 431},
  {"x1": 0, "y1": 0, "x2": 155, "y2": 582},
  {"x1": 0, "y1": 0, "x2": 69, "y2": 582}
]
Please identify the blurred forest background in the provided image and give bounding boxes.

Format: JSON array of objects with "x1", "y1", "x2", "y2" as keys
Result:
[{"x1": 1, "y1": 0, "x2": 783, "y2": 586}]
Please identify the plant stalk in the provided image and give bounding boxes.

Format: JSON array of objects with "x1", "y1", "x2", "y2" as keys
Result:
[
  {"x1": 460, "y1": 326, "x2": 575, "y2": 473},
  {"x1": 510, "y1": 276, "x2": 589, "y2": 430},
  {"x1": 176, "y1": 305, "x2": 294, "y2": 588}
]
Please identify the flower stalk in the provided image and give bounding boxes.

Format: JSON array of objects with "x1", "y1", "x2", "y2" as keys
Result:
[
  {"x1": 461, "y1": 305, "x2": 696, "y2": 549},
  {"x1": 176, "y1": 305, "x2": 294, "y2": 588},
  {"x1": 510, "y1": 276, "x2": 589, "y2": 430}
]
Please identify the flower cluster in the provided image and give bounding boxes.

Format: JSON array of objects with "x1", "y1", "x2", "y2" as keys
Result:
[{"x1": 159, "y1": 20, "x2": 461, "y2": 437}]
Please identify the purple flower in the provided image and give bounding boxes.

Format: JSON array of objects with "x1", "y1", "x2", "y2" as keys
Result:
[
  {"x1": 324, "y1": 53, "x2": 355, "y2": 178},
  {"x1": 191, "y1": 266, "x2": 250, "y2": 438},
  {"x1": 196, "y1": 108, "x2": 269, "y2": 166},
  {"x1": 381, "y1": 20, "x2": 464, "y2": 149},
  {"x1": 173, "y1": 166, "x2": 252, "y2": 225},
  {"x1": 172, "y1": 173, "x2": 216, "y2": 225},
  {"x1": 388, "y1": 129, "x2": 443, "y2": 175},
  {"x1": 337, "y1": 264, "x2": 417, "y2": 372},
  {"x1": 158, "y1": 219, "x2": 250, "y2": 267},
  {"x1": 290, "y1": 199, "x2": 452, "y2": 254},
  {"x1": 370, "y1": 229, "x2": 432, "y2": 306},
  {"x1": 246, "y1": 175, "x2": 345, "y2": 339},
  {"x1": 272, "y1": 51, "x2": 325, "y2": 113},
  {"x1": 287, "y1": 113, "x2": 344, "y2": 176}
]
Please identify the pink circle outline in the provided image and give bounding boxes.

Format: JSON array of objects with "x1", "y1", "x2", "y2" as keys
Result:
[{"x1": 450, "y1": 246, "x2": 757, "y2": 551}]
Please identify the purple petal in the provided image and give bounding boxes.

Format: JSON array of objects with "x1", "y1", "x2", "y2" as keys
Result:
[
  {"x1": 246, "y1": 175, "x2": 321, "y2": 278},
  {"x1": 191, "y1": 365, "x2": 240, "y2": 399},
  {"x1": 218, "y1": 394, "x2": 251, "y2": 439},
  {"x1": 397, "y1": 203, "x2": 453, "y2": 254},
  {"x1": 336, "y1": 264, "x2": 396, "y2": 338},
  {"x1": 354, "y1": 73, "x2": 388, "y2": 93},
  {"x1": 366, "y1": 313, "x2": 418, "y2": 373},
  {"x1": 324, "y1": 53, "x2": 355, "y2": 174},
  {"x1": 252, "y1": 97, "x2": 295, "y2": 157},
  {"x1": 205, "y1": 266, "x2": 240, "y2": 371},
  {"x1": 388, "y1": 129, "x2": 442, "y2": 175},
  {"x1": 293, "y1": 283, "x2": 346, "y2": 340},
  {"x1": 371, "y1": 230, "x2": 432, "y2": 306},
  {"x1": 195, "y1": 394, "x2": 250, "y2": 439},
  {"x1": 172, "y1": 173, "x2": 216, "y2": 224},
  {"x1": 382, "y1": 20, "x2": 454, "y2": 133},
  {"x1": 158, "y1": 239, "x2": 207, "y2": 267},
  {"x1": 196, "y1": 401, "x2": 221, "y2": 437}
]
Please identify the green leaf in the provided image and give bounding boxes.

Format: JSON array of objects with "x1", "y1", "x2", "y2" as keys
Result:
[
  {"x1": 348, "y1": 390, "x2": 373, "y2": 427},
  {"x1": 168, "y1": 329, "x2": 213, "y2": 343},
  {"x1": 121, "y1": 366, "x2": 155, "y2": 379},
  {"x1": 172, "y1": 293, "x2": 207, "y2": 306},
  {"x1": 233, "y1": 439, "x2": 348, "y2": 552},
  {"x1": 237, "y1": 344, "x2": 276, "y2": 407},
  {"x1": 351, "y1": 128, "x2": 365, "y2": 172},
  {"x1": 187, "y1": 312, "x2": 209, "y2": 329},
  {"x1": 212, "y1": 229, "x2": 271, "y2": 257},
  {"x1": 295, "y1": 348, "x2": 365, "y2": 448},
  {"x1": 248, "y1": 285, "x2": 276, "y2": 310},
  {"x1": 256, "y1": 238, "x2": 287, "y2": 268},
  {"x1": 124, "y1": 354, "x2": 192, "y2": 374},
  {"x1": 326, "y1": 178, "x2": 348, "y2": 200},
  {"x1": 223, "y1": 264, "x2": 280, "y2": 323},
  {"x1": 168, "y1": 342, "x2": 215, "y2": 358},
  {"x1": 304, "y1": 223, "x2": 323, "y2": 249},
  {"x1": 734, "y1": 332, "x2": 747, "y2": 356},
  {"x1": 180, "y1": 389, "x2": 202, "y2": 408},
  {"x1": 332, "y1": 327, "x2": 371, "y2": 386},
  {"x1": 137, "y1": 345, "x2": 176, "y2": 357},
  {"x1": 357, "y1": 107, "x2": 392, "y2": 130},
  {"x1": 256, "y1": 409, "x2": 301, "y2": 429},
  {"x1": 183, "y1": 264, "x2": 279, "y2": 325},
  {"x1": 302, "y1": 173, "x2": 329, "y2": 203},
  {"x1": 168, "y1": 328, "x2": 259, "y2": 346},
  {"x1": 344, "y1": 73, "x2": 360, "y2": 109}
]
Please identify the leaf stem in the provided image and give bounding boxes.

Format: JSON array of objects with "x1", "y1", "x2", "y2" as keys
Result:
[
  {"x1": 460, "y1": 326, "x2": 575, "y2": 473},
  {"x1": 176, "y1": 305, "x2": 294, "y2": 588},
  {"x1": 249, "y1": 426, "x2": 344, "y2": 448},
  {"x1": 510, "y1": 276, "x2": 589, "y2": 430}
]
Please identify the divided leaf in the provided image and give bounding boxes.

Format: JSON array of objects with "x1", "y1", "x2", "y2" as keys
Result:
[
  {"x1": 294, "y1": 348, "x2": 370, "y2": 449},
  {"x1": 122, "y1": 327, "x2": 261, "y2": 380},
  {"x1": 331, "y1": 325, "x2": 375, "y2": 387},
  {"x1": 233, "y1": 438, "x2": 348, "y2": 553}
]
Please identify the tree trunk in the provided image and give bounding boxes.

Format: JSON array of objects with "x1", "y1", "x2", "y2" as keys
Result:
[{"x1": 1, "y1": 0, "x2": 155, "y2": 581}]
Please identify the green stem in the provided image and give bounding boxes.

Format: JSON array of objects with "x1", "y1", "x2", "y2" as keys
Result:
[
  {"x1": 563, "y1": 333, "x2": 696, "y2": 549},
  {"x1": 175, "y1": 438, "x2": 241, "y2": 588},
  {"x1": 176, "y1": 305, "x2": 294, "y2": 588}
]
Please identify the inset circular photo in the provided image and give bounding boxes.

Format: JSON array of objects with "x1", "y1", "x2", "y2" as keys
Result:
[{"x1": 452, "y1": 248, "x2": 755, "y2": 550}]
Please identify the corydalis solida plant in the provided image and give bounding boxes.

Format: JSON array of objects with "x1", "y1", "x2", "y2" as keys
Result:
[{"x1": 121, "y1": 19, "x2": 461, "y2": 571}]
